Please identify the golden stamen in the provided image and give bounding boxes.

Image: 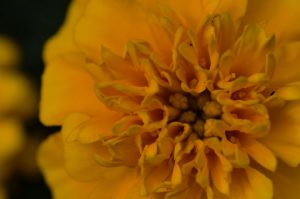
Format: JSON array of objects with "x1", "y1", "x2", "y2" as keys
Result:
[
  {"x1": 193, "y1": 119, "x2": 205, "y2": 137},
  {"x1": 197, "y1": 92, "x2": 210, "y2": 109},
  {"x1": 169, "y1": 93, "x2": 189, "y2": 110},
  {"x1": 167, "y1": 106, "x2": 180, "y2": 121},
  {"x1": 179, "y1": 110, "x2": 197, "y2": 123},
  {"x1": 203, "y1": 101, "x2": 222, "y2": 118}
]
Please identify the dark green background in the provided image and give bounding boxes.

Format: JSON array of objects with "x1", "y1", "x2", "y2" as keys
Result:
[{"x1": 0, "y1": 0, "x2": 70, "y2": 198}]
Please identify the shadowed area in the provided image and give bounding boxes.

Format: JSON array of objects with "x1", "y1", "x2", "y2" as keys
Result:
[{"x1": 0, "y1": 0, "x2": 70, "y2": 198}]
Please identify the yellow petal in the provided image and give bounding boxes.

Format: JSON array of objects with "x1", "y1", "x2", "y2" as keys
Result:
[
  {"x1": 61, "y1": 113, "x2": 131, "y2": 182},
  {"x1": 61, "y1": 113, "x2": 119, "y2": 143},
  {"x1": 229, "y1": 24, "x2": 274, "y2": 76},
  {"x1": 244, "y1": 0, "x2": 300, "y2": 43},
  {"x1": 229, "y1": 168, "x2": 273, "y2": 199},
  {"x1": 165, "y1": 182, "x2": 203, "y2": 199},
  {"x1": 164, "y1": 0, "x2": 205, "y2": 26},
  {"x1": 43, "y1": 0, "x2": 89, "y2": 62},
  {"x1": 64, "y1": 139, "x2": 133, "y2": 182},
  {"x1": 40, "y1": 53, "x2": 112, "y2": 125},
  {"x1": 244, "y1": 168, "x2": 273, "y2": 199},
  {"x1": 261, "y1": 100, "x2": 300, "y2": 166},
  {"x1": 165, "y1": 0, "x2": 247, "y2": 26},
  {"x1": 214, "y1": 0, "x2": 247, "y2": 22},
  {"x1": 61, "y1": 139, "x2": 108, "y2": 182},
  {"x1": 112, "y1": 115, "x2": 143, "y2": 136},
  {"x1": 222, "y1": 104, "x2": 270, "y2": 137},
  {"x1": 271, "y1": 42, "x2": 300, "y2": 88},
  {"x1": 241, "y1": 137, "x2": 277, "y2": 171},
  {"x1": 171, "y1": 163, "x2": 182, "y2": 186},
  {"x1": 39, "y1": 133, "x2": 140, "y2": 199},
  {"x1": 266, "y1": 161, "x2": 300, "y2": 199},
  {"x1": 74, "y1": 0, "x2": 155, "y2": 61},
  {"x1": 142, "y1": 160, "x2": 172, "y2": 195},
  {"x1": 89, "y1": 175, "x2": 146, "y2": 199},
  {"x1": 209, "y1": 151, "x2": 232, "y2": 195},
  {"x1": 37, "y1": 133, "x2": 99, "y2": 199},
  {"x1": 106, "y1": 137, "x2": 140, "y2": 166},
  {"x1": 276, "y1": 82, "x2": 300, "y2": 101}
]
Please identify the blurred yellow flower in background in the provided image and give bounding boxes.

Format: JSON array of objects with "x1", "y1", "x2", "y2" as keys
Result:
[
  {"x1": 0, "y1": 36, "x2": 20, "y2": 69},
  {"x1": 0, "y1": 35, "x2": 36, "y2": 199},
  {"x1": 38, "y1": 0, "x2": 300, "y2": 198}
]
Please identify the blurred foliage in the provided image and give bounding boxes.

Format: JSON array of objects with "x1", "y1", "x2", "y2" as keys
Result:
[{"x1": 0, "y1": 0, "x2": 70, "y2": 198}]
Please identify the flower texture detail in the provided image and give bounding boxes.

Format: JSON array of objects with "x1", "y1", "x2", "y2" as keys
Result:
[{"x1": 39, "y1": 0, "x2": 300, "y2": 198}]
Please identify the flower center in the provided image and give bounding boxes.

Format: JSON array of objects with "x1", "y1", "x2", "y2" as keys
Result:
[
  {"x1": 91, "y1": 8, "x2": 279, "y2": 198},
  {"x1": 168, "y1": 91, "x2": 222, "y2": 138}
]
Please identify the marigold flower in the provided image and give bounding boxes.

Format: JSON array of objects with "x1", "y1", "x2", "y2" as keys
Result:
[
  {"x1": 38, "y1": 0, "x2": 300, "y2": 198},
  {"x1": 0, "y1": 35, "x2": 36, "y2": 199}
]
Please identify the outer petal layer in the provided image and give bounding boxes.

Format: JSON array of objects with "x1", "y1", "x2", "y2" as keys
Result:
[
  {"x1": 228, "y1": 168, "x2": 273, "y2": 199},
  {"x1": 38, "y1": 133, "x2": 144, "y2": 199},
  {"x1": 37, "y1": 133, "x2": 99, "y2": 199},
  {"x1": 75, "y1": 0, "x2": 155, "y2": 60},
  {"x1": 43, "y1": 0, "x2": 89, "y2": 62},
  {"x1": 267, "y1": 162, "x2": 300, "y2": 199},
  {"x1": 40, "y1": 53, "x2": 114, "y2": 125},
  {"x1": 260, "y1": 101, "x2": 300, "y2": 166},
  {"x1": 243, "y1": 0, "x2": 300, "y2": 43}
]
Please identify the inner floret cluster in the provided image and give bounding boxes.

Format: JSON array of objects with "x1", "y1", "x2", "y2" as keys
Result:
[{"x1": 168, "y1": 91, "x2": 222, "y2": 139}]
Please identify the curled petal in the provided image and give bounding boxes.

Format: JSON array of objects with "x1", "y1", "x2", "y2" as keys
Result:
[{"x1": 37, "y1": 134, "x2": 99, "y2": 199}]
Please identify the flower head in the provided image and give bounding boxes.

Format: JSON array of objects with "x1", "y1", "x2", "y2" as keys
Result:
[{"x1": 39, "y1": 0, "x2": 300, "y2": 198}]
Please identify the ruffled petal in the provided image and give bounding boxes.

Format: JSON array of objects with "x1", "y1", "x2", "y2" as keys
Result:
[
  {"x1": 60, "y1": 113, "x2": 140, "y2": 181},
  {"x1": 165, "y1": 0, "x2": 247, "y2": 26},
  {"x1": 61, "y1": 113, "x2": 138, "y2": 181},
  {"x1": 38, "y1": 133, "x2": 141, "y2": 199},
  {"x1": 64, "y1": 140, "x2": 131, "y2": 181},
  {"x1": 43, "y1": 0, "x2": 89, "y2": 62},
  {"x1": 61, "y1": 113, "x2": 120, "y2": 143},
  {"x1": 74, "y1": 0, "x2": 155, "y2": 60},
  {"x1": 89, "y1": 173, "x2": 146, "y2": 199},
  {"x1": 165, "y1": 182, "x2": 203, "y2": 199},
  {"x1": 37, "y1": 133, "x2": 99, "y2": 199},
  {"x1": 40, "y1": 53, "x2": 113, "y2": 125}
]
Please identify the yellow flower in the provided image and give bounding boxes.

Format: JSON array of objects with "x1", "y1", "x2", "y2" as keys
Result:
[
  {"x1": 0, "y1": 36, "x2": 36, "y2": 199},
  {"x1": 38, "y1": 0, "x2": 300, "y2": 198}
]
